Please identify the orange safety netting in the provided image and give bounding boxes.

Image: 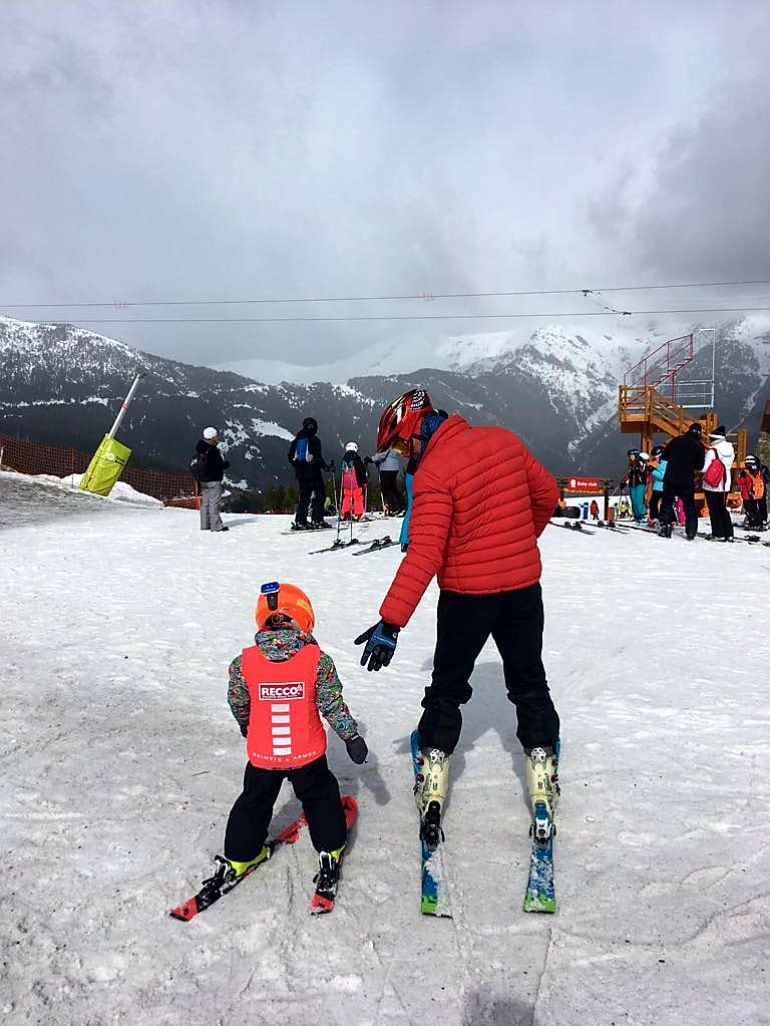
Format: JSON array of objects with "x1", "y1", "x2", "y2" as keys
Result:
[{"x1": 0, "y1": 433, "x2": 196, "y2": 506}]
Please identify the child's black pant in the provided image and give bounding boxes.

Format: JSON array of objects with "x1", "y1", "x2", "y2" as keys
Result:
[{"x1": 224, "y1": 755, "x2": 346, "y2": 861}]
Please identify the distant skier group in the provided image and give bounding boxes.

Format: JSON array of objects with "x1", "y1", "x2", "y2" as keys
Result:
[
  {"x1": 175, "y1": 388, "x2": 564, "y2": 916},
  {"x1": 618, "y1": 424, "x2": 768, "y2": 540}
]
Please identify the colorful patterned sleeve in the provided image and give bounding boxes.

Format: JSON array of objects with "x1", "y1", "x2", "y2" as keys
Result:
[
  {"x1": 227, "y1": 655, "x2": 251, "y2": 732},
  {"x1": 315, "y1": 651, "x2": 359, "y2": 741}
]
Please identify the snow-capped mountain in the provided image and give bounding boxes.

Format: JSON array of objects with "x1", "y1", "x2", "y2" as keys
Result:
[{"x1": 2, "y1": 313, "x2": 769, "y2": 493}]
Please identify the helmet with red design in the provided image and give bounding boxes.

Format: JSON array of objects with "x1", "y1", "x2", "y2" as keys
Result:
[
  {"x1": 255, "y1": 581, "x2": 315, "y2": 633},
  {"x1": 376, "y1": 388, "x2": 434, "y2": 452}
]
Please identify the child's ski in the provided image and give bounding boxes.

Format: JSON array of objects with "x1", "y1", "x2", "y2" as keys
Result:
[
  {"x1": 169, "y1": 796, "x2": 356, "y2": 922},
  {"x1": 169, "y1": 811, "x2": 308, "y2": 921},
  {"x1": 308, "y1": 796, "x2": 359, "y2": 914},
  {"x1": 410, "y1": 730, "x2": 452, "y2": 918},
  {"x1": 351, "y1": 535, "x2": 393, "y2": 555}
]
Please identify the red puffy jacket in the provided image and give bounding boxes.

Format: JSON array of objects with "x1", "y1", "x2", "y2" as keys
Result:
[{"x1": 380, "y1": 415, "x2": 559, "y2": 628}]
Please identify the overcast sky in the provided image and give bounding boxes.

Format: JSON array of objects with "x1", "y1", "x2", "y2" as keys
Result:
[{"x1": 1, "y1": 0, "x2": 769, "y2": 368}]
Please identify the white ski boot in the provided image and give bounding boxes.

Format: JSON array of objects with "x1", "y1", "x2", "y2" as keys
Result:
[
  {"x1": 414, "y1": 746, "x2": 450, "y2": 850},
  {"x1": 525, "y1": 745, "x2": 560, "y2": 842}
]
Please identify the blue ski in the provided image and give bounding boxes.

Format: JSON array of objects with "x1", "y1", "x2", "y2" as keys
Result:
[
  {"x1": 410, "y1": 730, "x2": 452, "y2": 917},
  {"x1": 523, "y1": 799, "x2": 555, "y2": 912}
]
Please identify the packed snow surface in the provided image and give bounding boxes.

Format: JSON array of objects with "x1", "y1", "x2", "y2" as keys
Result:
[{"x1": 2, "y1": 482, "x2": 769, "y2": 1025}]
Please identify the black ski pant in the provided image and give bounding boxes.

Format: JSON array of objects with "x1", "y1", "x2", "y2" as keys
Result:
[
  {"x1": 379, "y1": 470, "x2": 404, "y2": 513},
  {"x1": 648, "y1": 491, "x2": 662, "y2": 522},
  {"x1": 704, "y1": 490, "x2": 734, "y2": 539},
  {"x1": 660, "y1": 483, "x2": 698, "y2": 538},
  {"x1": 743, "y1": 498, "x2": 762, "y2": 530},
  {"x1": 417, "y1": 584, "x2": 560, "y2": 755},
  {"x1": 224, "y1": 755, "x2": 346, "y2": 861},
  {"x1": 758, "y1": 494, "x2": 768, "y2": 525},
  {"x1": 296, "y1": 475, "x2": 325, "y2": 525}
]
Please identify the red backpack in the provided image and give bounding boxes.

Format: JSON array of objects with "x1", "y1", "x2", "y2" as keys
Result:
[{"x1": 703, "y1": 448, "x2": 726, "y2": 488}]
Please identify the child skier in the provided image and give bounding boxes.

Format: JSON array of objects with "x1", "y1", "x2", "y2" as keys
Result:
[
  {"x1": 340, "y1": 442, "x2": 367, "y2": 520},
  {"x1": 216, "y1": 582, "x2": 367, "y2": 899},
  {"x1": 739, "y1": 456, "x2": 765, "y2": 530}
]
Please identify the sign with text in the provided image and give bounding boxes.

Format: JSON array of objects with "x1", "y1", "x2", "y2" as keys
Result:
[{"x1": 564, "y1": 476, "x2": 603, "y2": 493}]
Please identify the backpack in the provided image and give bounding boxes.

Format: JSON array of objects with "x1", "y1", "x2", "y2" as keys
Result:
[
  {"x1": 703, "y1": 448, "x2": 726, "y2": 489},
  {"x1": 294, "y1": 437, "x2": 313, "y2": 463}
]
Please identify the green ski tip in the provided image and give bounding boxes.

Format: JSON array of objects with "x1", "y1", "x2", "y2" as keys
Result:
[{"x1": 523, "y1": 892, "x2": 556, "y2": 913}]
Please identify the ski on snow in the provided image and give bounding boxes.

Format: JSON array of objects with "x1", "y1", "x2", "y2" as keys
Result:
[
  {"x1": 169, "y1": 795, "x2": 357, "y2": 921},
  {"x1": 351, "y1": 535, "x2": 394, "y2": 555},
  {"x1": 309, "y1": 538, "x2": 360, "y2": 554},
  {"x1": 410, "y1": 730, "x2": 452, "y2": 918},
  {"x1": 309, "y1": 796, "x2": 358, "y2": 914},
  {"x1": 549, "y1": 520, "x2": 596, "y2": 535},
  {"x1": 523, "y1": 742, "x2": 559, "y2": 914}
]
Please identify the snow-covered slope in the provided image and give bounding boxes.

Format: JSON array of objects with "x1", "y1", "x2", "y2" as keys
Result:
[{"x1": 2, "y1": 480, "x2": 769, "y2": 1025}]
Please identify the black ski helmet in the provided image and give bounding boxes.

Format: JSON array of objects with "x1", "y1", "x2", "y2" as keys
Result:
[
  {"x1": 302, "y1": 417, "x2": 318, "y2": 435},
  {"x1": 652, "y1": 445, "x2": 664, "y2": 457}
]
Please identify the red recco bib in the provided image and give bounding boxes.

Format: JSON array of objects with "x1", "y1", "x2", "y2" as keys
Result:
[{"x1": 241, "y1": 643, "x2": 326, "y2": 769}]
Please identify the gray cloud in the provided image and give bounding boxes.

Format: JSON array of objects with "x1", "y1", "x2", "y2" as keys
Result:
[{"x1": 1, "y1": 0, "x2": 768, "y2": 368}]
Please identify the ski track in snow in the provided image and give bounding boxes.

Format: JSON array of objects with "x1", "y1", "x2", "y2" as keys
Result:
[{"x1": 1, "y1": 481, "x2": 769, "y2": 1026}]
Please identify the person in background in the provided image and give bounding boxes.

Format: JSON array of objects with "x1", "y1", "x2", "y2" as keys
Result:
[
  {"x1": 398, "y1": 408, "x2": 448, "y2": 551},
  {"x1": 739, "y1": 455, "x2": 765, "y2": 530},
  {"x1": 369, "y1": 448, "x2": 405, "y2": 515},
  {"x1": 589, "y1": 499, "x2": 600, "y2": 521},
  {"x1": 757, "y1": 458, "x2": 769, "y2": 528},
  {"x1": 620, "y1": 449, "x2": 649, "y2": 523},
  {"x1": 659, "y1": 423, "x2": 706, "y2": 539},
  {"x1": 702, "y1": 425, "x2": 735, "y2": 542},
  {"x1": 340, "y1": 442, "x2": 367, "y2": 521},
  {"x1": 648, "y1": 445, "x2": 667, "y2": 527},
  {"x1": 288, "y1": 417, "x2": 334, "y2": 530},
  {"x1": 193, "y1": 426, "x2": 230, "y2": 533}
]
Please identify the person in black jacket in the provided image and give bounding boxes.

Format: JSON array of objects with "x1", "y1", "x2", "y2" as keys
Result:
[
  {"x1": 193, "y1": 426, "x2": 230, "y2": 532},
  {"x1": 659, "y1": 422, "x2": 706, "y2": 539},
  {"x1": 288, "y1": 417, "x2": 333, "y2": 529}
]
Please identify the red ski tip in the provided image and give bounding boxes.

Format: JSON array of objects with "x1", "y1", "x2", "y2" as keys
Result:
[
  {"x1": 310, "y1": 894, "x2": 335, "y2": 915},
  {"x1": 169, "y1": 897, "x2": 199, "y2": 922}
]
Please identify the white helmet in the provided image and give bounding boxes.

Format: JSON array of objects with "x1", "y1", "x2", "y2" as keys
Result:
[
  {"x1": 638, "y1": 451, "x2": 650, "y2": 461},
  {"x1": 203, "y1": 426, "x2": 218, "y2": 440},
  {"x1": 345, "y1": 441, "x2": 358, "y2": 452}
]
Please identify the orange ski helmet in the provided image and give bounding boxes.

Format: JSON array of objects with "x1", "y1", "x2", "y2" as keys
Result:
[
  {"x1": 376, "y1": 388, "x2": 434, "y2": 452},
  {"x1": 255, "y1": 581, "x2": 315, "y2": 632}
]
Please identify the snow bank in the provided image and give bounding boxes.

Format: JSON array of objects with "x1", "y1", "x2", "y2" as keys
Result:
[{"x1": 0, "y1": 468, "x2": 163, "y2": 507}]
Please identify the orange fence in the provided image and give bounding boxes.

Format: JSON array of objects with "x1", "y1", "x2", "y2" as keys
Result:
[{"x1": 0, "y1": 433, "x2": 196, "y2": 505}]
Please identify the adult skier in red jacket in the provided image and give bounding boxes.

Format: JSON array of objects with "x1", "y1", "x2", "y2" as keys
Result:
[{"x1": 354, "y1": 389, "x2": 561, "y2": 846}]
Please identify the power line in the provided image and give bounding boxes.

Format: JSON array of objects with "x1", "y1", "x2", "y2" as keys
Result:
[
  {"x1": 27, "y1": 306, "x2": 770, "y2": 325},
  {"x1": 2, "y1": 278, "x2": 770, "y2": 309}
]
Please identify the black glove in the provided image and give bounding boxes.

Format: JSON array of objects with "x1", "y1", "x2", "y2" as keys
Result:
[
  {"x1": 345, "y1": 735, "x2": 368, "y2": 764},
  {"x1": 354, "y1": 620, "x2": 399, "y2": 672},
  {"x1": 364, "y1": 455, "x2": 373, "y2": 465},
  {"x1": 240, "y1": 724, "x2": 248, "y2": 738}
]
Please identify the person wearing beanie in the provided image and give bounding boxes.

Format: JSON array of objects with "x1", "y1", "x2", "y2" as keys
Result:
[
  {"x1": 288, "y1": 417, "x2": 333, "y2": 530},
  {"x1": 619, "y1": 449, "x2": 649, "y2": 523},
  {"x1": 658, "y1": 422, "x2": 706, "y2": 539},
  {"x1": 192, "y1": 427, "x2": 230, "y2": 532},
  {"x1": 739, "y1": 456, "x2": 766, "y2": 530},
  {"x1": 702, "y1": 426, "x2": 735, "y2": 541}
]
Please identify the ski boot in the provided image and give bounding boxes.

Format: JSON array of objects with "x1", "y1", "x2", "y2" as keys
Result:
[
  {"x1": 414, "y1": 746, "x2": 450, "y2": 851},
  {"x1": 525, "y1": 745, "x2": 560, "y2": 843},
  {"x1": 313, "y1": 845, "x2": 345, "y2": 902},
  {"x1": 659, "y1": 522, "x2": 673, "y2": 538},
  {"x1": 208, "y1": 846, "x2": 271, "y2": 889}
]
